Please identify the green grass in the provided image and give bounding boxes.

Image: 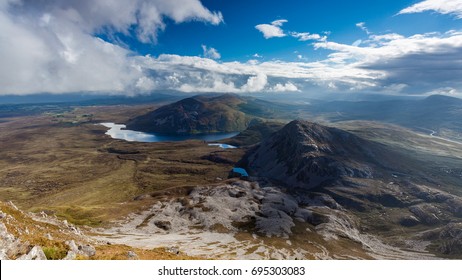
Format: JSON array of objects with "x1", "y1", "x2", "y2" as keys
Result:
[{"x1": 43, "y1": 246, "x2": 68, "y2": 260}]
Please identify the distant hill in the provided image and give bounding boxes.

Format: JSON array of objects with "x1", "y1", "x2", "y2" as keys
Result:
[
  {"x1": 126, "y1": 94, "x2": 249, "y2": 134},
  {"x1": 307, "y1": 94, "x2": 462, "y2": 141},
  {"x1": 126, "y1": 94, "x2": 296, "y2": 135}
]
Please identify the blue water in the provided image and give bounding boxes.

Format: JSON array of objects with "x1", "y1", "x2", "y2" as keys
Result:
[
  {"x1": 207, "y1": 143, "x2": 237, "y2": 149},
  {"x1": 232, "y1": 167, "x2": 249, "y2": 177},
  {"x1": 100, "y1": 123, "x2": 239, "y2": 143}
]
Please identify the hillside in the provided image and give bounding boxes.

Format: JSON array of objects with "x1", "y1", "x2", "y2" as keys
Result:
[
  {"x1": 306, "y1": 94, "x2": 462, "y2": 141},
  {"x1": 126, "y1": 94, "x2": 250, "y2": 134},
  {"x1": 126, "y1": 94, "x2": 297, "y2": 135},
  {"x1": 245, "y1": 120, "x2": 376, "y2": 188},
  {"x1": 0, "y1": 201, "x2": 194, "y2": 260},
  {"x1": 241, "y1": 120, "x2": 462, "y2": 258}
]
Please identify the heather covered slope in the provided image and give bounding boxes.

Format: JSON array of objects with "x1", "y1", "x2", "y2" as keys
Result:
[
  {"x1": 126, "y1": 94, "x2": 297, "y2": 135},
  {"x1": 126, "y1": 94, "x2": 252, "y2": 134}
]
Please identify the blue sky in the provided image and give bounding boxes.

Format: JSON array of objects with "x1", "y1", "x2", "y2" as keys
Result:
[
  {"x1": 1, "y1": 0, "x2": 462, "y2": 97},
  {"x1": 148, "y1": 0, "x2": 460, "y2": 61}
]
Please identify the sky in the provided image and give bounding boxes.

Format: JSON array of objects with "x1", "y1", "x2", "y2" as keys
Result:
[{"x1": 1, "y1": 0, "x2": 462, "y2": 97}]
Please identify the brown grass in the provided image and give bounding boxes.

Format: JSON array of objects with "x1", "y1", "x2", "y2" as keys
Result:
[{"x1": 0, "y1": 106, "x2": 244, "y2": 226}]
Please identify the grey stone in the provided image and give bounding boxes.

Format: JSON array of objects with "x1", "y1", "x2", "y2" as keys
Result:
[
  {"x1": 65, "y1": 240, "x2": 79, "y2": 252},
  {"x1": 0, "y1": 250, "x2": 9, "y2": 260},
  {"x1": 78, "y1": 244, "x2": 96, "y2": 257},
  {"x1": 166, "y1": 246, "x2": 180, "y2": 255},
  {"x1": 127, "y1": 251, "x2": 138, "y2": 260},
  {"x1": 18, "y1": 246, "x2": 47, "y2": 260},
  {"x1": 63, "y1": 250, "x2": 77, "y2": 260}
]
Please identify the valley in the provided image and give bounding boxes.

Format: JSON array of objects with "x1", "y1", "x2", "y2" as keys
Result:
[{"x1": 1, "y1": 94, "x2": 462, "y2": 260}]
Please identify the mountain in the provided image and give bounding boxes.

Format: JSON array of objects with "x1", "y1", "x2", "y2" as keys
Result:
[
  {"x1": 126, "y1": 94, "x2": 296, "y2": 135},
  {"x1": 224, "y1": 119, "x2": 285, "y2": 146},
  {"x1": 240, "y1": 119, "x2": 462, "y2": 257},
  {"x1": 126, "y1": 94, "x2": 249, "y2": 134},
  {"x1": 306, "y1": 94, "x2": 462, "y2": 141},
  {"x1": 244, "y1": 120, "x2": 377, "y2": 188}
]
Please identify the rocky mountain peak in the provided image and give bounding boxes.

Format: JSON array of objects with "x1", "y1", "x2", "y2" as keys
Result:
[{"x1": 245, "y1": 120, "x2": 373, "y2": 189}]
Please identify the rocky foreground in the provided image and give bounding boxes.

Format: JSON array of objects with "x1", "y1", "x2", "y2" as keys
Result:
[
  {"x1": 96, "y1": 180, "x2": 461, "y2": 259},
  {"x1": 0, "y1": 201, "x2": 193, "y2": 260}
]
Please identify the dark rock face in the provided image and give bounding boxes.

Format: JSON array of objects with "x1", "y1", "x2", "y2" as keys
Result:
[
  {"x1": 399, "y1": 216, "x2": 420, "y2": 227},
  {"x1": 246, "y1": 120, "x2": 373, "y2": 189},
  {"x1": 126, "y1": 94, "x2": 251, "y2": 134}
]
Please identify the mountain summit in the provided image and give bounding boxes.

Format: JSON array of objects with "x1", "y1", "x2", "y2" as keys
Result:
[
  {"x1": 126, "y1": 94, "x2": 252, "y2": 134},
  {"x1": 246, "y1": 120, "x2": 375, "y2": 188}
]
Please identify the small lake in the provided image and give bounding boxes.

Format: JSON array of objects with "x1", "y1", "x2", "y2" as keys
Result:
[
  {"x1": 207, "y1": 143, "x2": 237, "y2": 149},
  {"x1": 100, "y1": 123, "x2": 239, "y2": 143}
]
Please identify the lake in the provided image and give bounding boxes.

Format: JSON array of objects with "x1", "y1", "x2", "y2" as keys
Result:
[{"x1": 100, "y1": 123, "x2": 239, "y2": 143}]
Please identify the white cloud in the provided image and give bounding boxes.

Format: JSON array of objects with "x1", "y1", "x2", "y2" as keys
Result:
[
  {"x1": 202, "y1": 45, "x2": 221, "y2": 59},
  {"x1": 241, "y1": 73, "x2": 268, "y2": 92},
  {"x1": 271, "y1": 82, "x2": 299, "y2": 92},
  {"x1": 313, "y1": 30, "x2": 462, "y2": 93},
  {"x1": 271, "y1": 19, "x2": 288, "y2": 26},
  {"x1": 0, "y1": 0, "x2": 223, "y2": 95},
  {"x1": 135, "y1": 76, "x2": 156, "y2": 91},
  {"x1": 352, "y1": 39, "x2": 362, "y2": 47},
  {"x1": 290, "y1": 32, "x2": 327, "y2": 42},
  {"x1": 255, "y1": 19, "x2": 287, "y2": 39},
  {"x1": 133, "y1": 28, "x2": 462, "y2": 95},
  {"x1": 253, "y1": 53, "x2": 262, "y2": 58},
  {"x1": 399, "y1": 0, "x2": 462, "y2": 18},
  {"x1": 427, "y1": 87, "x2": 459, "y2": 95},
  {"x1": 356, "y1": 22, "x2": 371, "y2": 34},
  {"x1": 2, "y1": 1, "x2": 462, "y2": 97}
]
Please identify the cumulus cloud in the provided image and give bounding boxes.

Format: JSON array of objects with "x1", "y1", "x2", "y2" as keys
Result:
[
  {"x1": 399, "y1": 0, "x2": 462, "y2": 18},
  {"x1": 202, "y1": 45, "x2": 221, "y2": 59},
  {"x1": 0, "y1": 0, "x2": 223, "y2": 95},
  {"x1": 271, "y1": 82, "x2": 299, "y2": 92},
  {"x1": 241, "y1": 73, "x2": 268, "y2": 92},
  {"x1": 314, "y1": 30, "x2": 462, "y2": 93},
  {"x1": 1, "y1": 0, "x2": 462, "y2": 97},
  {"x1": 129, "y1": 27, "x2": 462, "y2": 96},
  {"x1": 255, "y1": 19, "x2": 287, "y2": 39}
]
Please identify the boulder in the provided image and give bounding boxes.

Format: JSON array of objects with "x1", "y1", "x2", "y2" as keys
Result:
[
  {"x1": 78, "y1": 245, "x2": 96, "y2": 257},
  {"x1": 127, "y1": 251, "x2": 138, "y2": 260},
  {"x1": 63, "y1": 250, "x2": 77, "y2": 260},
  {"x1": 166, "y1": 246, "x2": 180, "y2": 255},
  {"x1": 18, "y1": 246, "x2": 47, "y2": 260}
]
